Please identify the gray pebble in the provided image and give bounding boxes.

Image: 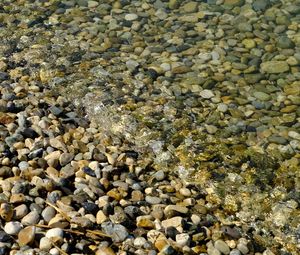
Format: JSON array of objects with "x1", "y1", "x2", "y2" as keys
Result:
[{"x1": 214, "y1": 240, "x2": 230, "y2": 254}]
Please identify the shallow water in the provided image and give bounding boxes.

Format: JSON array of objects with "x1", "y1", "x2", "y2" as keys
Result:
[{"x1": 0, "y1": 0, "x2": 300, "y2": 253}]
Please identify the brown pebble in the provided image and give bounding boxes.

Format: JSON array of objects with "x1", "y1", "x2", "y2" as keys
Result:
[
  {"x1": 18, "y1": 226, "x2": 36, "y2": 246},
  {"x1": 0, "y1": 203, "x2": 13, "y2": 221}
]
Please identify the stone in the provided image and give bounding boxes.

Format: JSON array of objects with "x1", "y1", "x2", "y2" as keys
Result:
[
  {"x1": 18, "y1": 226, "x2": 35, "y2": 246},
  {"x1": 42, "y1": 206, "x2": 56, "y2": 223},
  {"x1": 88, "y1": 1, "x2": 99, "y2": 8},
  {"x1": 176, "y1": 233, "x2": 191, "y2": 247},
  {"x1": 96, "y1": 210, "x2": 108, "y2": 224},
  {"x1": 168, "y1": 0, "x2": 180, "y2": 9},
  {"x1": 200, "y1": 89, "x2": 215, "y2": 99},
  {"x1": 0, "y1": 203, "x2": 13, "y2": 221},
  {"x1": 134, "y1": 237, "x2": 147, "y2": 248},
  {"x1": 96, "y1": 247, "x2": 116, "y2": 255},
  {"x1": 125, "y1": 14, "x2": 138, "y2": 21},
  {"x1": 59, "y1": 152, "x2": 74, "y2": 166},
  {"x1": 230, "y1": 249, "x2": 241, "y2": 255},
  {"x1": 224, "y1": 0, "x2": 245, "y2": 7},
  {"x1": 46, "y1": 228, "x2": 64, "y2": 242},
  {"x1": 237, "y1": 243, "x2": 249, "y2": 254},
  {"x1": 145, "y1": 196, "x2": 162, "y2": 205},
  {"x1": 136, "y1": 216, "x2": 155, "y2": 229},
  {"x1": 276, "y1": 36, "x2": 295, "y2": 49},
  {"x1": 21, "y1": 211, "x2": 40, "y2": 225},
  {"x1": 152, "y1": 170, "x2": 165, "y2": 181},
  {"x1": 164, "y1": 205, "x2": 188, "y2": 216},
  {"x1": 40, "y1": 236, "x2": 52, "y2": 251},
  {"x1": 101, "y1": 222, "x2": 128, "y2": 242},
  {"x1": 260, "y1": 61, "x2": 289, "y2": 73},
  {"x1": 214, "y1": 240, "x2": 230, "y2": 254},
  {"x1": 253, "y1": 91, "x2": 271, "y2": 101},
  {"x1": 182, "y1": 2, "x2": 198, "y2": 13},
  {"x1": 162, "y1": 217, "x2": 183, "y2": 229},
  {"x1": 179, "y1": 187, "x2": 191, "y2": 197},
  {"x1": 252, "y1": 0, "x2": 270, "y2": 11},
  {"x1": 242, "y1": 39, "x2": 256, "y2": 49},
  {"x1": 207, "y1": 247, "x2": 221, "y2": 255},
  {"x1": 14, "y1": 204, "x2": 29, "y2": 220},
  {"x1": 4, "y1": 221, "x2": 22, "y2": 235}
]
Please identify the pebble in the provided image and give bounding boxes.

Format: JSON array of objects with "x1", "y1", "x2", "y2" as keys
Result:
[
  {"x1": 21, "y1": 211, "x2": 40, "y2": 225},
  {"x1": 4, "y1": 221, "x2": 22, "y2": 235},
  {"x1": 176, "y1": 233, "x2": 191, "y2": 247},
  {"x1": 46, "y1": 228, "x2": 64, "y2": 241},
  {"x1": 145, "y1": 196, "x2": 162, "y2": 205},
  {"x1": 214, "y1": 239, "x2": 230, "y2": 254},
  {"x1": 42, "y1": 206, "x2": 56, "y2": 223},
  {"x1": 125, "y1": 14, "x2": 138, "y2": 21},
  {"x1": 18, "y1": 226, "x2": 35, "y2": 246},
  {"x1": 260, "y1": 61, "x2": 289, "y2": 73},
  {"x1": 101, "y1": 222, "x2": 128, "y2": 242},
  {"x1": 161, "y1": 217, "x2": 183, "y2": 230},
  {"x1": 200, "y1": 90, "x2": 215, "y2": 99},
  {"x1": 237, "y1": 243, "x2": 249, "y2": 255},
  {"x1": 39, "y1": 236, "x2": 52, "y2": 251}
]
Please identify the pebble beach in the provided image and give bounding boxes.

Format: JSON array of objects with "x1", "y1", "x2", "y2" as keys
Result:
[{"x1": 0, "y1": 0, "x2": 299, "y2": 254}]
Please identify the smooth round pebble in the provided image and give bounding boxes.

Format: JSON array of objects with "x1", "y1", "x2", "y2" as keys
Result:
[{"x1": 4, "y1": 221, "x2": 22, "y2": 235}]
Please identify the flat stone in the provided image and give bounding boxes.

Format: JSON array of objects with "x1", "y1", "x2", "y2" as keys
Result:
[
  {"x1": 164, "y1": 205, "x2": 188, "y2": 216},
  {"x1": 200, "y1": 89, "x2": 215, "y2": 99},
  {"x1": 145, "y1": 196, "x2": 162, "y2": 205},
  {"x1": 224, "y1": 0, "x2": 245, "y2": 7},
  {"x1": 252, "y1": 0, "x2": 270, "y2": 11},
  {"x1": 260, "y1": 61, "x2": 289, "y2": 73},
  {"x1": 88, "y1": 1, "x2": 99, "y2": 8},
  {"x1": 125, "y1": 13, "x2": 138, "y2": 21},
  {"x1": 253, "y1": 91, "x2": 271, "y2": 101},
  {"x1": 101, "y1": 222, "x2": 128, "y2": 242},
  {"x1": 18, "y1": 226, "x2": 35, "y2": 246},
  {"x1": 162, "y1": 216, "x2": 183, "y2": 229}
]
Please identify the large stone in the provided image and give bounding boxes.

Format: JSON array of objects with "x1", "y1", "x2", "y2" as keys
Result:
[{"x1": 260, "y1": 61, "x2": 289, "y2": 73}]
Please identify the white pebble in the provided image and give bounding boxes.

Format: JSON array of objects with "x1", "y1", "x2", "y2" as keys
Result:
[
  {"x1": 4, "y1": 221, "x2": 22, "y2": 235},
  {"x1": 125, "y1": 13, "x2": 138, "y2": 21},
  {"x1": 176, "y1": 233, "x2": 191, "y2": 247},
  {"x1": 46, "y1": 228, "x2": 64, "y2": 239},
  {"x1": 200, "y1": 89, "x2": 215, "y2": 99}
]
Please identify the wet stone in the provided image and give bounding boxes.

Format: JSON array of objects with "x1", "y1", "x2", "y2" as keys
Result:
[{"x1": 260, "y1": 61, "x2": 289, "y2": 73}]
